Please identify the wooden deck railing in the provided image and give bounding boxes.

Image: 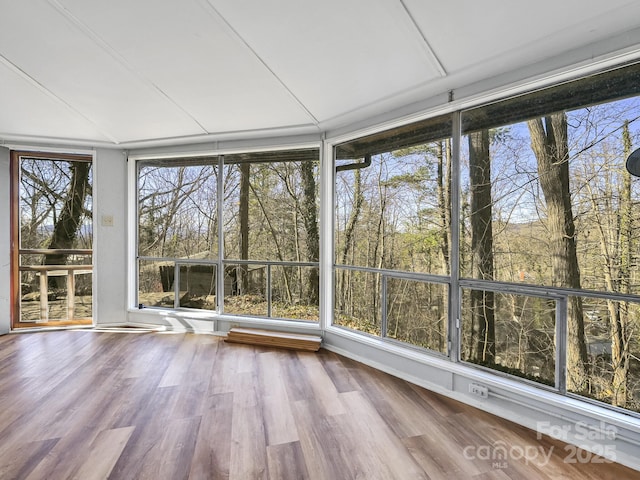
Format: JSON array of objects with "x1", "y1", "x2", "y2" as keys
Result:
[{"x1": 19, "y1": 248, "x2": 93, "y2": 322}]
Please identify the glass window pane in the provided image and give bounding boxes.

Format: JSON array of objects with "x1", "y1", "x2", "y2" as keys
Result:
[
  {"x1": 19, "y1": 253, "x2": 92, "y2": 323},
  {"x1": 223, "y1": 263, "x2": 268, "y2": 317},
  {"x1": 178, "y1": 264, "x2": 217, "y2": 310},
  {"x1": 223, "y1": 150, "x2": 319, "y2": 263},
  {"x1": 136, "y1": 148, "x2": 320, "y2": 323},
  {"x1": 19, "y1": 270, "x2": 81, "y2": 322},
  {"x1": 458, "y1": 63, "x2": 640, "y2": 415},
  {"x1": 334, "y1": 268, "x2": 381, "y2": 336},
  {"x1": 569, "y1": 296, "x2": 640, "y2": 413},
  {"x1": 138, "y1": 160, "x2": 218, "y2": 259},
  {"x1": 333, "y1": 114, "x2": 452, "y2": 346},
  {"x1": 335, "y1": 136, "x2": 452, "y2": 275},
  {"x1": 138, "y1": 259, "x2": 175, "y2": 308},
  {"x1": 461, "y1": 288, "x2": 556, "y2": 387},
  {"x1": 460, "y1": 92, "x2": 640, "y2": 295},
  {"x1": 19, "y1": 158, "x2": 93, "y2": 250},
  {"x1": 386, "y1": 278, "x2": 447, "y2": 353},
  {"x1": 270, "y1": 265, "x2": 319, "y2": 321}
]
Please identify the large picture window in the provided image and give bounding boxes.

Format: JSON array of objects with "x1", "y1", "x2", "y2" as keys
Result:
[
  {"x1": 136, "y1": 148, "x2": 320, "y2": 322},
  {"x1": 222, "y1": 150, "x2": 320, "y2": 320},
  {"x1": 334, "y1": 115, "x2": 452, "y2": 354},
  {"x1": 133, "y1": 63, "x2": 640, "y2": 416},
  {"x1": 459, "y1": 63, "x2": 640, "y2": 411},
  {"x1": 138, "y1": 158, "x2": 218, "y2": 309},
  {"x1": 332, "y1": 62, "x2": 640, "y2": 415}
]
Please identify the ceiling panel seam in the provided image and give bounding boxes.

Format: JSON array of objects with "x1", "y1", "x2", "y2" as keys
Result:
[
  {"x1": 199, "y1": 0, "x2": 321, "y2": 128},
  {"x1": 46, "y1": 0, "x2": 210, "y2": 136},
  {"x1": 397, "y1": 0, "x2": 447, "y2": 77},
  {"x1": 317, "y1": 74, "x2": 452, "y2": 131},
  {"x1": 0, "y1": 53, "x2": 118, "y2": 144}
]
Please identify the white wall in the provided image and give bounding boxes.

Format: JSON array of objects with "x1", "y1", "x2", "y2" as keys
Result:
[
  {"x1": 0, "y1": 148, "x2": 10, "y2": 334},
  {"x1": 93, "y1": 148, "x2": 128, "y2": 325}
]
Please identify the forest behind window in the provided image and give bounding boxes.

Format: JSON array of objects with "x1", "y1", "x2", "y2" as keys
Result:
[
  {"x1": 334, "y1": 63, "x2": 640, "y2": 414},
  {"x1": 334, "y1": 115, "x2": 452, "y2": 353},
  {"x1": 137, "y1": 149, "x2": 319, "y2": 320},
  {"x1": 460, "y1": 93, "x2": 640, "y2": 411}
]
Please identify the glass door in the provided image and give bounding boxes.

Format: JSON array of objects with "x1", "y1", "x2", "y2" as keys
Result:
[{"x1": 10, "y1": 151, "x2": 93, "y2": 328}]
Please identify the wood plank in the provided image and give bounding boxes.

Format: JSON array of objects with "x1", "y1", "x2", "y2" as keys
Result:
[
  {"x1": 67, "y1": 271, "x2": 75, "y2": 320},
  {"x1": 188, "y1": 392, "x2": 233, "y2": 480},
  {"x1": 337, "y1": 390, "x2": 429, "y2": 479},
  {"x1": 290, "y1": 399, "x2": 353, "y2": 480},
  {"x1": 229, "y1": 371, "x2": 268, "y2": 479},
  {"x1": 0, "y1": 330, "x2": 636, "y2": 480},
  {"x1": 0, "y1": 438, "x2": 59, "y2": 480},
  {"x1": 266, "y1": 441, "x2": 310, "y2": 480},
  {"x1": 70, "y1": 426, "x2": 135, "y2": 480},
  {"x1": 153, "y1": 416, "x2": 201, "y2": 480},
  {"x1": 295, "y1": 351, "x2": 347, "y2": 416},
  {"x1": 225, "y1": 327, "x2": 321, "y2": 351},
  {"x1": 316, "y1": 349, "x2": 361, "y2": 393},
  {"x1": 39, "y1": 272, "x2": 48, "y2": 321},
  {"x1": 258, "y1": 351, "x2": 299, "y2": 446}
]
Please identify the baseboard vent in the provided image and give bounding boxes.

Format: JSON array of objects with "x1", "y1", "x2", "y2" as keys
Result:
[{"x1": 225, "y1": 327, "x2": 322, "y2": 352}]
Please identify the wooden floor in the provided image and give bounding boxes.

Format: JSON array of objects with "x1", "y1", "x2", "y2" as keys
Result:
[{"x1": 0, "y1": 331, "x2": 637, "y2": 480}]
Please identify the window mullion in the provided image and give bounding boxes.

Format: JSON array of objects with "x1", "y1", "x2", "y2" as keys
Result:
[
  {"x1": 557, "y1": 297, "x2": 568, "y2": 394},
  {"x1": 450, "y1": 110, "x2": 462, "y2": 362},
  {"x1": 217, "y1": 156, "x2": 225, "y2": 316}
]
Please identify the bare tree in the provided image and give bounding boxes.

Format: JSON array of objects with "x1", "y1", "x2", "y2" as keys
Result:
[
  {"x1": 436, "y1": 140, "x2": 452, "y2": 274},
  {"x1": 468, "y1": 130, "x2": 495, "y2": 363},
  {"x1": 338, "y1": 168, "x2": 364, "y2": 313},
  {"x1": 300, "y1": 160, "x2": 319, "y2": 304},
  {"x1": 44, "y1": 161, "x2": 91, "y2": 289},
  {"x1": 238, "y1": 163, "x2": 250, "y2": 294},
  {"x1": 528, "y1": 113, "x2": 589, "y2": 393},
  {"x1": 612, "y1": 121, "x2": 632, "y2": 406}
]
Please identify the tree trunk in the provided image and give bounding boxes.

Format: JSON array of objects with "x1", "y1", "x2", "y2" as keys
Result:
[
  {"x1": 611, "y1": 121, "x2": 632, "y2": 406},
  {"x1": 238, "y1": 163, "x2": 250, "y2": 294},
  {"x1": 436, "y1": 140, "x2": 451, "y2": 274},
  {"x1": 527, "y1": 113, "x2": 589, "y2": 393},
  {"x1": 339, "y1": 169, "x2": 364, "y2": 310},
  {"x1": 248, "y1": 182, "x2": 293, "y2": 302},
  {"x1": 469, "y1": 130, "x2": 495, "y2": 363},
  {"x1": 300, "y1": 161, "x2": 320, "y2": 304},
  {"x1": 372, "y1": 166, "x2": 388, "y2": 327},
  {"x1": 44, "y1": 161, "x2": 91, "y2": 288}
]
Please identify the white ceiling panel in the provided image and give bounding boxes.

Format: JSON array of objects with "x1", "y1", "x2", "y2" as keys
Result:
[
  {"x1": 1, "y1": 0, "x2": 640, "y2": 147},
  {"x1": 55, "y1": 0, "x2": 317, "y2": 133},
  {"x1": 403, "y1": 0, "x2": 640, "y2": 75},
  {"x1": 0, "y1": 0, "x2": 206, "y2": 143},
  {"x1": 0, "y1": 59, "x2": 111, "y2": 142},
  {"x1": 208, "y1": 0, "x2": 443, "y2": 121}
]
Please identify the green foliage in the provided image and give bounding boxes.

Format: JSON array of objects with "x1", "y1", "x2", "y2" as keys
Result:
[{"x1": 384, "y1": 166, "x2": 430, "y2": 188}]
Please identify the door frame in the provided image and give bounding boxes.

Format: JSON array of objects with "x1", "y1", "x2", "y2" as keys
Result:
[{"x1": 10, "y1": 150, "x2": 94, "y2": 329}]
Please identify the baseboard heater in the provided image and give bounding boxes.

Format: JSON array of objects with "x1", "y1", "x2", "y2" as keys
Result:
[{"x1": 225, "y1": 327, "x2": 322, "y2": 352}]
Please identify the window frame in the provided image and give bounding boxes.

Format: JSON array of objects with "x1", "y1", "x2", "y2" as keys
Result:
[
  {"x1": 327, "y1": 61, "x2": 640, "y2": 417},
  {"x1": 130, "y1": 145, "x2": 322, "y2": 324}
]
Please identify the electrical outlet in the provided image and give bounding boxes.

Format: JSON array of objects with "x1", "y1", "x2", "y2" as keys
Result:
[{"x1": 469, "y1": 383, "x2": 489, "y2": 398}]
